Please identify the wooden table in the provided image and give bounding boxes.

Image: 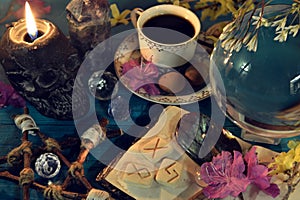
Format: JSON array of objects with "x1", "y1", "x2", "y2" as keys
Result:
[{"x1": 0, "y1": 0, "x2": 298, "y2": 199}]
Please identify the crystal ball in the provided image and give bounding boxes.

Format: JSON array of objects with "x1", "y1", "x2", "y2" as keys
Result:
[
  {"x1": 88, "y1": 70, "x2": 118, "y2": 100},
  {"x1": 35, "y1": 153, "x2": 61, "y2": 179},
  {"x1": 210, "y1": 4, "x2": 300, "y2": 137},
  {"x1": 108, "y1": 95, "x2": 130, "y2": 121}
]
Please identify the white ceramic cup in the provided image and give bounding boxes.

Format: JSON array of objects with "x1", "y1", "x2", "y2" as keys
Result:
[{"x1": 131, "y1": 4, "x2": 201, "y2": 68}]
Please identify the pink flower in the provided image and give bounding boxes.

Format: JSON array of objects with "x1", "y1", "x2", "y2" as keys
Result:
[
  {"x1": 0, "y1": 81, "x2": 26, "y2": 108},
  {"x1": 200, "y1": 151, "x2": 250, "y2": 199},
  {"x1": 200, "y1": 147, "x2": 280, "y2": 199},
  {"x1": 14, "y1": 0, "x2": 51, "y2": 19},
  {"x1": 244, "y1": 147, "x2": 280, "y2": 198},
  {"x1": 121, "y1": 59, "x2": 160, "y2": 95}
]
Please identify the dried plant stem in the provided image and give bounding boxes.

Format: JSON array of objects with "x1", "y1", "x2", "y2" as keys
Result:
[
  {"x1": 75, "y1": 146, "x2": 93, "y2": 191},
  {"x1": 53, "y1": 149, "x2": 72, "y2": 167},
  {"x1": 53, "y1": 148, "x2": 93, "y2": 190},
  {"x1": 0, "y1": 107, "x2": 102, "y2": 199},
  {"x1": 0, "y1": 171, "x2": 87, "y2": 199},
  {"x1": 61, "y1": 175, "x2": 72, "y2": 191},
  {"x1": 194, "y1": 3, "x2": 219, "y2": 11},
  {"x1": 283, "y1": 163, "x2": 300, "y2": 200},
  {"x1": 37, "y1": 130, "x2": 93, "y2": 192},
  {"x1": 77, "y1": 147, "x2": 90, "y2": 164},
  {"x1": 21, "y1": 108, "x2": 31, "y2": 200},
  {"x1": 75, "y1": 171, "x2": 93, "y2": 191}
]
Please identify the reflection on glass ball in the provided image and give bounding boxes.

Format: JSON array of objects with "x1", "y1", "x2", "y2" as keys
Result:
[
  {"x1": 108, "y1": 95, "x2": 130, "y2": 121},
  {"x1": 35, "y1": 153, "x2": 61, "y2": 179},
  {"x1": 210, "y1": 4, "x2": 300, "y2": 138},
  {"x1": 88, "y1": 70, "x2": 119, "y2": 100}
]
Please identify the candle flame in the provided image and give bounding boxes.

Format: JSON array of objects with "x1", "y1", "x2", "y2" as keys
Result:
[{"x1": 25, "y1": 1, "x2": 38, "y2": 41}]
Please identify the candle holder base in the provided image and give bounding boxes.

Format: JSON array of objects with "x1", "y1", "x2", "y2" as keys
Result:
[
  {"x1": 0, "y1": 19, "x2": 90, "y2": 120},
  {"x1": 241, "y1": 130, "x2": 281, "y2": 145}
]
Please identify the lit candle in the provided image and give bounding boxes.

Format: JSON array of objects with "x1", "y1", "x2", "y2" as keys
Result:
[
  {"x1": 0, "y1": 1, "x2": 89, "y2": 120},
  {"x1": 25, "y1": 1, "x2": 38, "y2": 41}
]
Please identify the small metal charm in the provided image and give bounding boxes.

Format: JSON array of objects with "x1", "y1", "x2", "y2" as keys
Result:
[
  {"x1": 14, "y1": 114, "x2": 39, "y2": 136},
  {"x1": 35, "y1": 153, "x2": 61, "y2": 179}
]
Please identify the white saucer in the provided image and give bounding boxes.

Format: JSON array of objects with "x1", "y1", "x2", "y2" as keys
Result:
[{"x1": 114, "y1": 33, "x2": 211, "y2": 105}]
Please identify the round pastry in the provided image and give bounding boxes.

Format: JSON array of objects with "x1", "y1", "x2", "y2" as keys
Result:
[
  {"x1": 35, "y1": 153, "x2": 61, "y2": 179},
  {"x1": 184, "y1": 66, "x2": 204, "y2": 86},
  {"x1": 158, "y1": 71, "x2": 186, "y2": 94}
]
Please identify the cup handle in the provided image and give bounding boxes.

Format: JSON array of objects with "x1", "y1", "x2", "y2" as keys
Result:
[{"x1": 130, "y1": 8, "x2": 144, "y2": 28}]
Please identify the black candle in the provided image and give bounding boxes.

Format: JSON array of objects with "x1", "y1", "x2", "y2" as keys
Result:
[
  {"x1": 66, "y1": 0, "x2": 111, "y2": 58},
  {"x1": 0, "y1": 8, "x2": 89, "y2": 120}
]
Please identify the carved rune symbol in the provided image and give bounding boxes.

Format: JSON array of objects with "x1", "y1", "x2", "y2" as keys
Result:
[
  {"x1": 165, "y1": 162, "x2": 179, "y2": 183},
  {"x1": 143, "y1": 138, "x2": 167, "y2": 158},
  {"x1": 127, "y1": 163, "x2": 151, "y2": 179}
]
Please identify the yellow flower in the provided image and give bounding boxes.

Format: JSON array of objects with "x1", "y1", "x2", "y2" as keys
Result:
[
  {"x1": 110, "y1": 4, "x2": 131, "y2": 27},
  {"x1": 268, "y1": 141, "x2": 300, "y2": 175},
  {"x1": 274, "y1": 29, "x2": 288, "y2": 42},
  {"x1": 287, "y1": 24, "x2": 300, "y2": 37},
  {"x1": 195, "y1": 0, "x2": 229, "y2": 21},
  {"x1": 245, "y1": 33, "x2": 258, "y2": 52},
  {"x1": 157, "y1": 0, "x2": 191, "y2": 9},
  {"x1": 287, "y1": 140, "x2": 300, "y2": 149},
  {"x1": 269, "y1": 150, "x2": 296, "y2": 175},
  {"x1": 294, "y1": 145, "x2": 300, "y2": 162},
  {"x1": 291, "y1": 3, "x2": 300, "y2": 14},
  {"x1": 179, "y1": 2, "x2": 191, "y2": 9},
  {"x1": 252, "y1": 13, "x2": 270, "y2": 28}
]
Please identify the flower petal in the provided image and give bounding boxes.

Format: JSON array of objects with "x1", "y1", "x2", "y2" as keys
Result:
[
  {"x1": 228, "y1": 177, "x2": 251, "y2": 197},
  {"x1": 200, "y1": 163, "x2": 228, "y2": 185},
  {"x1": 248, "y1": 165, "x2": 270, "y2": 189},
  {"x1": 244, "y1": 146, "x2": 258, "y2": 165},
  {"x1": 231, "y1": 151, "x2": 246, "y2": 178},
  {"x1": 203, "y1": 183, "x2": 231, "y2": 199},
  {"x1": 212, "y1": 151, "x2": 232, "y2": 174},
  {"x1": 263, "y1": 183, "x2": 280, "y2": 198},
  {"x1": 142, "y1": 84, "x2": 160, "y2": 95},
  {"x1": 110, "y1": 4, "x2": 120, "y2": 19},
  {"x1": 0, "y1": 81, "x2": 25, "y2": 108},
  {"x1": 119, "y1": 9, "x2": 131, "y2": 19}
]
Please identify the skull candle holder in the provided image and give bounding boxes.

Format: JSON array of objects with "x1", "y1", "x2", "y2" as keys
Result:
[{"x1": 0, "y1": 19, "x2": 89, "y2": 120}]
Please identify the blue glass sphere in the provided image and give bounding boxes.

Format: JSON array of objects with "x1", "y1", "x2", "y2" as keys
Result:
[{"x1": 210, "y1": 4, "x2": 300, "y2": 137}]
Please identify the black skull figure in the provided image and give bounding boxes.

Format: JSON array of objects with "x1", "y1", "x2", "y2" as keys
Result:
[{"x1": 0, "y1": 19, "x2": 89, "y2": 120}]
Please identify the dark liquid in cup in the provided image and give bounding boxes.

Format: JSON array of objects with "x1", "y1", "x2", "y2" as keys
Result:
[{"x1": 142, "y1": 14, "x2": 195, "y2": 44}]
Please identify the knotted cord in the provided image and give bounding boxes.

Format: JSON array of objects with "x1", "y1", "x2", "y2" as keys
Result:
[
  {"x1": 44, "y1": 184, "x2": 64, "y2": 200},
  {"x1": 19, "y1": 167, "x2": 34, "y2": 186},
  {"x1": 44, "y1": 137, "x2": 61, "y2": 152},
  {"x1": 7, "y1": 141, "x2": 32, "y2": 166},
  {"x1": 68, "y1": 161, "x2": 84, "y2": 178}
]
